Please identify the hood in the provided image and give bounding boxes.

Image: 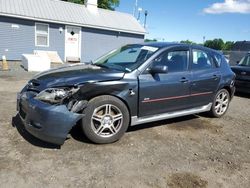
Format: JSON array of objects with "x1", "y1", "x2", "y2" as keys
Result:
[{"x1": 29, "y1": 64, "x2": 125, "y2": 90}]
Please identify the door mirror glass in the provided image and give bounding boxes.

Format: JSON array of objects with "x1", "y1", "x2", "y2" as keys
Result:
[{"x1": 149, "y1": 65, "x2": 168, "y2": 74}]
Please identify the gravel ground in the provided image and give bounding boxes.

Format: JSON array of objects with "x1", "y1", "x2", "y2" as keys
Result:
[{"x1": 0, "y1": 62, "x2": 250, "y2": 188}]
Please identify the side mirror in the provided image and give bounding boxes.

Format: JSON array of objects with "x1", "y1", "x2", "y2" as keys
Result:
[
  {"x1": 149, "y1": 65, "x2": 168, "y2": 74},
  {"x1": 236, "y1": 61, "x2": 240, "y2": 65}
]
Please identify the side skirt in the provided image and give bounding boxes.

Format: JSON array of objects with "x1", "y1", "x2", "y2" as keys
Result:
[{"x1": 130, "y1": 103, "x2": 212, "y2": 126}]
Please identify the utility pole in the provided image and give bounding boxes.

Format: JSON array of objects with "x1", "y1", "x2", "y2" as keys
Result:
[
  {"x1": 137, "y1": 7, "x2": 143, "y2": 21},
  {"x1": 133, "y1": 0, "x2": 138, "y2": 17},
  {"x1": 144, "y1": 10, "x2": 148, "y2": 28}
]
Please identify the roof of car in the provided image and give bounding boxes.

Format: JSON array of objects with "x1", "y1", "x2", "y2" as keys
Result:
[
  {"x1": 140, "y1": 42, "x2": 220, "y2": 54},
  {"x1": 139, "y1": 42, "x2": 185, "y2": 48}
]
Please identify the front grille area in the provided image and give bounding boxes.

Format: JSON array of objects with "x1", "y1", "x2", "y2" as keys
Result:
[{"x1": 19, "y1": 105, "x2": 26, "y2": 119}]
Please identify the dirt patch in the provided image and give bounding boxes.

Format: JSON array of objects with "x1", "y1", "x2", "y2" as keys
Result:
[
  {"x1": 167, "y1": 172, "x2": 208, "y2": 188},
  {"x1": 0, "y1": 75, "x2": 14, "y2": 80},
  {"x1": 0, "y1": 74, "x2": 22, "y2": 82},
  {"x1": 1, "y1": 66, "x2": 250, "y2": 187},
  {"x1": 167, "y1": 116, "x2": 222, "y2": 134}
]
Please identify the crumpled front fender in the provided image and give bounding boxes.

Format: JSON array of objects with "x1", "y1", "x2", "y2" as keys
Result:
[{"x1": 18, "y1": 92, "x2": 84, "y2": 145}]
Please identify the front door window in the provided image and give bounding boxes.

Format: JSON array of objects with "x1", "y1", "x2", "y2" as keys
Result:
[{"x1": 152, "y1": 50, "x2": 189, "y2": 72}]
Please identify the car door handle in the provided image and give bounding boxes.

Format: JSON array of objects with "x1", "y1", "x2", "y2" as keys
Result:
[
  {"x1": 213, "y1": 75, "x2": 219, "y2": 80},
  {"x1": 180, "y1": 77, "x2": 189, "y2": 83}
]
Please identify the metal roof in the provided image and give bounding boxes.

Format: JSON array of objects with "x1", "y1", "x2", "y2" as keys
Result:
[
  {"x1": 232, "y1": 41, "x2": 250, "y2": 51},
  {"x1": 0, "y1": 0, "x2": 146, "y2": 35}
]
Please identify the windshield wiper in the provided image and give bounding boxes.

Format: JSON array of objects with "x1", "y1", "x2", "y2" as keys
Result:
[
  {"x1": 108, "y1": 64, "x2": 131, "y2": 72},
  {"x1": 94, "y1": 63, "x2": 131, "y2": 72},
  {"x1": 94, "y1": 64, "x2": 110, "y2": 69}
]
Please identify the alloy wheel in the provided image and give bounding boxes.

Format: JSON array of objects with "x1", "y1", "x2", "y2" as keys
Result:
[
  {"x1": 91, "y1": 104, "x2": 123, "y2": 138},
  {"x1": 214, "y1": 91, "x2": 229, "y2": 115}
]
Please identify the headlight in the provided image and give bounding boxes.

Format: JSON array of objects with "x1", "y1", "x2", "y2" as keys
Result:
[{"x1": 35, "y1": 87, "x2": 79, "y2": 104}]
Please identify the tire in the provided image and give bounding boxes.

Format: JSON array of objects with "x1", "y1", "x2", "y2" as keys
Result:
[
  {"x1": 81, "y1": 95, "x2": 130, "y2": 144},
  {"x1": 209, "y1": 89, "x2": 230, "y2": 118}
]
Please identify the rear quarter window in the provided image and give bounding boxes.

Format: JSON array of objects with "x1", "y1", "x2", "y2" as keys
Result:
[{"x1": 213, "y1": 53, "x2": 223, "y2": 67}]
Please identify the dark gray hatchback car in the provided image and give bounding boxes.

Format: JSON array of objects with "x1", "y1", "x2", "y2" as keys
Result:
[
  {"x1": 231, "y1": 53, "x2": 250, "y2": 93},
  {"x1": 17, "y1": 43, "x2": 235, "y2": 145}
]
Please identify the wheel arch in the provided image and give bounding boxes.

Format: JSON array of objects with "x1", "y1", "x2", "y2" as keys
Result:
[
  {"x1": 76, "y1": 81, "x2": 137, "y2": 118},
  {"x1": 217, "y1": 85, "x2": 234, "y2": 100},
  {"x1": 222, "y1": 86, "x2": 232, "y2": 97},
  {"x1": 81, "y1": 94, "x2": 131, "y2": 143}
]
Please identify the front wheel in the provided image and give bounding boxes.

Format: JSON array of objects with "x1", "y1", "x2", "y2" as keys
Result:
[
  {"x1": 81, "y1": 95, "x2": 130, "y2": 144},
  {"x1": 209, "y1": 89, "x2": 230, "y2": 118}
]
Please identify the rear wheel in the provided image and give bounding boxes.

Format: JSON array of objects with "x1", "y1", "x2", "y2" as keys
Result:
[
  {"x1": 82, "y1": 95, "x2": 129, "y2": 144},
  {"x1": 209, "y1": 89, "x2": 230, "y2": 118}
]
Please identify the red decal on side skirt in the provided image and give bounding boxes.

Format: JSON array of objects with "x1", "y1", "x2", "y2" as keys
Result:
[{"x1": 142, "y1": 91, "x2": 213, "y2": 103}]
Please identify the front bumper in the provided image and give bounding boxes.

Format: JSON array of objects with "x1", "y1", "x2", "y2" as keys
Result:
[{"x1": 17, "y1": 92, "x2": 83, "y2": 145}]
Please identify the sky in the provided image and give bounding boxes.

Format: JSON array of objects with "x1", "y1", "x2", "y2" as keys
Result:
[{"x1": 116, "y1": 0, "x2": 250, "y2": 43}]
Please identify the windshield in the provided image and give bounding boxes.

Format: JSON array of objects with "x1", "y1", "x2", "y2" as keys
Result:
[
  {"x1": 93, "y1": 44, "x2": 159, "y2": 72},
  {"x1": 239, "y1": 55, "x2": 250, "y2": 67}
]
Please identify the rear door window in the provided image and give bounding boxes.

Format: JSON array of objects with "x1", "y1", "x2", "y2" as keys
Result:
[{"x1": 192, "y1": 49, "x2": 214, "y2": 70}]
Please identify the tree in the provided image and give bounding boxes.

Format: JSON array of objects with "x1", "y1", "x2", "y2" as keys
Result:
[
  {"x1": 180, "y1": 40, "x2": 196, "y2": 45},
  {"x1": 61, "y1": 0, "x2": 119, "y2": 10},
  {"x1": 204, "y1": 39, "x2": 234, "y2": 51},
  {"x1": 204, "y1": 38, "x2": 224, "y2": 50},
  {"x1": 64, "y1": 0, "x2": 83, "y2": 4},
  {"x1": 98, "y1": 0, "x2": 119, "y2": 10},
  {"x1": 222, "y1": 41, "x2": 234, "y2": 51},
  {"x1": 144, "y1": 38, "x2": 157, "y2": 42},
  {"x1": 204, "y1": 40, "x2": 214, "y2": 48}
]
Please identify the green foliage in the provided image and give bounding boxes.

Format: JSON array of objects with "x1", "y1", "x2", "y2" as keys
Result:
[
  {"x1": 98, "y1": 0, "x2": 119, "y2": 10},
  {"x1": 144, "y1": 38, "x2": 157, "y2": 42},
  {"x1": 180, "y1": 40, "x2": 196, "y2": 45},
  {"x1": 61, "y1": 0, "x2": 119, "y2": 10},
  {"x1": 222, "y1": 41, "x2": 234, "y2": 51},
  {"x1": 204, "y1": 39, "x2": 224, "y2": 50},
  {"x1": 62, "y1": 0, "x2": 84, "y2": 4},
  {"x1": 204, "y1": 38, "x2": 234, "y2": 51},
  {"x1": 144, "y1": 38, "x2": 234, "y2": 50}
]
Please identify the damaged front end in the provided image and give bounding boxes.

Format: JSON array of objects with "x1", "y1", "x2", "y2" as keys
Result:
[{"x1": 17, "y1": 85, "x2": 88, "y2": 145}]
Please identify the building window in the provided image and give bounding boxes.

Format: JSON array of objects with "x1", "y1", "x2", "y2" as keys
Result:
[{"x1": 35, "y1": 23, "x2": 49, "y2": 47}]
